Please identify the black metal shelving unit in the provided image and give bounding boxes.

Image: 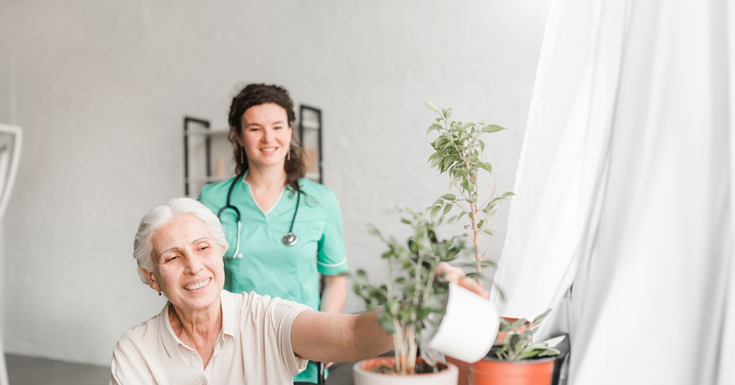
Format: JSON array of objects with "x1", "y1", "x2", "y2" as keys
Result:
[{"x1": 298, "y1": 105, "x2": 323, "y2": 184}]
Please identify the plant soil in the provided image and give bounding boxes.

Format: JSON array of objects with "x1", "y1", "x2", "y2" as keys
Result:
[{"x1": 369, "y1": 362, "x2": 448, "y2": 374}]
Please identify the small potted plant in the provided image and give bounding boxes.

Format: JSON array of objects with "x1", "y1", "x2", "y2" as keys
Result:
[
  {"x1": 350, "y1": 209, "x2": 478, "y2": 384},
  {"x1": 469, "y1": 311, "x2": 565, "y2": 385}
]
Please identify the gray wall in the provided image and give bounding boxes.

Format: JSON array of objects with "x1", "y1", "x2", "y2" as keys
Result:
[{"x1": 0, "y1": 1, "x2": 549, "y2": 366}]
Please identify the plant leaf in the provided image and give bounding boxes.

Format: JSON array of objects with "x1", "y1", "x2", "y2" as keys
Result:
[
  {"x1": 442, "y1": 204, "x2": 452, "y2": 217},
  {"x1": 426, "y1": 124, "x2": 442, "y2": 135},
  {"x1": 538, "y1": 348, "x2": 561, "y2": 357},
  {"x1": 430, "y1": 205, "x2": 441, "y2": 220},
  {"x1": 441, "y1": 193, "x2": 456, "y2": 201},
  {"x1": 424, "y1": 101, "x2": 440, "y2": 112},
  {"x1": 540, "y1": 335, "x2": 566, "y2": 348},
  {"x1": 481, "y1": 124, "x2": 506, "y2": 134},
  {"x1": 532, "y1": 309, "x2": 552, "y2": 325}
]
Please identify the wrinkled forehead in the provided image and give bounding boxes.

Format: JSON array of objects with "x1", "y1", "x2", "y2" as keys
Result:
[{"x1": 151, "y1": 214, "x2": 214, "y2": 258}]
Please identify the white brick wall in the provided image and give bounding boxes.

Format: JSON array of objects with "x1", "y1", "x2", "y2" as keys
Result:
[{"x1": 0, "y1": 1, "x2": 548, "y2": 365}]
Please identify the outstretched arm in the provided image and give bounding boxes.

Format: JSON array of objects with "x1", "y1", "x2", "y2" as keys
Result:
[{"x1": 290, "y1": 262, "x2": 489, "y2": 363}]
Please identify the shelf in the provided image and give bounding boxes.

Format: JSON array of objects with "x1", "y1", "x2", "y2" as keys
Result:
[
  {"x1": 300, "y1": 120, "x2": 320, "y2": 130},
  {"x1": 186, "y1": 127, "x2": 230, "y2": 136}
]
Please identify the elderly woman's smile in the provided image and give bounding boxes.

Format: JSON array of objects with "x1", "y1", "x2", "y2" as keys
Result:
[{"x1": 142, "y1": 213, "x2": 225, "y2": 312}]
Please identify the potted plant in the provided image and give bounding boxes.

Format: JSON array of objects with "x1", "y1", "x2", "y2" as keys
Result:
[
  {"x1": 469, "y1": 311, "x2": 565, "y2": 385},
  {"x1": 350, "y1": 208, "x2": 476, "y2": 384},
  {"x1": 423, "y1": 101, "x2": 515, "y2": 383}
]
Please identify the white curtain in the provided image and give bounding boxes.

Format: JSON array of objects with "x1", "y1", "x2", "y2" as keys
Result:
[{"x1": 492, "y1": 0, "x2": 735, "y2": 384}]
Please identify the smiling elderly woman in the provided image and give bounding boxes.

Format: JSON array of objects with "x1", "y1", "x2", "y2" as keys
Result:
[{"x1": 109, "y1": 197, "x2": 486, "y2": 384}]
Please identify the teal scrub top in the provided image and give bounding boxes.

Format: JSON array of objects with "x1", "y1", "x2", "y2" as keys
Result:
[{"x1": 199, "y1": 176, "x2": 348, "y2": 383}]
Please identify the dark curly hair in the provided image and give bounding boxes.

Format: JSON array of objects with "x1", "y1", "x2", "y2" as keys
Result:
[{"x1": 228, "y1": 84, "x2": 306, "y2": 192}]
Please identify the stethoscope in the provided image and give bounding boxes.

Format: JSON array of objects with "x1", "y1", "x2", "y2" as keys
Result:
[{"x1": 218, "y1": 172, "x2": 301, "y2": 260}]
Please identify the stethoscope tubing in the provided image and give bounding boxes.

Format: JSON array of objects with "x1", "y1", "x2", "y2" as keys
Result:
[{"x1": 218, "y1": 172, "x2": 300, "y2": 260}]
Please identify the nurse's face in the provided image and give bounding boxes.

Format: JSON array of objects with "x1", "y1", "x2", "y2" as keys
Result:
[
  {"x1": 143, "y1": 214, "x2": 225, "y2": 314},
  {"x1": 238, "y1": 103, "x2": 293, "y2": 170}
]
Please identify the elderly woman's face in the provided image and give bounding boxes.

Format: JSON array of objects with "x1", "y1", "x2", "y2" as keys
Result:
[{"x1": 144, "y1": 214, "x2": 225, "y2": 312}]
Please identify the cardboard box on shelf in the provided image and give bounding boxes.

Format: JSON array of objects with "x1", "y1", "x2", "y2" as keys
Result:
[{"x1": 304, "y1": 147, "x2": 317, "y2": 173}]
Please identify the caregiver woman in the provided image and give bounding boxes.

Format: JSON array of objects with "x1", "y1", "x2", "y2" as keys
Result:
[
  {"x1": 110, "y1": 198, "x2": 487, "y2": 384},
  {"x1": 198, "y1": 84, "x2": 347, "y2": 383}
]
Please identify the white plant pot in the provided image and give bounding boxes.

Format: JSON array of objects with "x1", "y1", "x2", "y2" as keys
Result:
[{"x1": 353, "y1": 358, "x2": 459, "y2": 385}]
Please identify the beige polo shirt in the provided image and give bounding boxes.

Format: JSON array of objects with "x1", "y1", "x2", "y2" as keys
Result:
[{"x1": 110, "y1": 290, "x2": 309, "y2": 384}]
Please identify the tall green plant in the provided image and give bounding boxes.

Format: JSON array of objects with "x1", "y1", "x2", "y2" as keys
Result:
[{"x1": 424, "y1": 101, "x2": 514, "y2": 282}]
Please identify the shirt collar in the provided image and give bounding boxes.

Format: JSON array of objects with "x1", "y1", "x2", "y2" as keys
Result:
[
  {"x1": 159, "y1": 291, "x2": 235, "y2": 357},
  {"x1": 220, "y1": 290, "x2": 236, "y2": 339},
  {"x1": 159, "y1": 302, "x2": 179, "y2": 357}
]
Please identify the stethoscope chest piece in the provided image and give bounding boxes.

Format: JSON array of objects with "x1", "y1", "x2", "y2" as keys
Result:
[{"x1": 282, "y1": 233, "x2": 298, "y2": 246}]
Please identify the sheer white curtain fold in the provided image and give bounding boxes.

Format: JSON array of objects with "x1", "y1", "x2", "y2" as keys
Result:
[{"x1": 493, "y1": 0, "x2": 735, "y2": 384}]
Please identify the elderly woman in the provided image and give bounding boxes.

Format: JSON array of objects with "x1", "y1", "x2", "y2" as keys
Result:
[{"x1": 110, "y1": 198, "x2": 486, "y2": 384}]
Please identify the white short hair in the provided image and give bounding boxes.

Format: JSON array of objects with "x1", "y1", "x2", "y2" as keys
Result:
[{"x1": 133, "y1": 197, "x2": 229, "y2": 286}]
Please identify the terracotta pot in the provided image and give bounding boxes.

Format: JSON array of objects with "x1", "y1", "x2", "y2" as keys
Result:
[
  {"x1": 469, "y1": 356, "x2": 555, "y2": 385},
  {"x1": 353, "y1": 357, "x2": 459, "y2": 385}
]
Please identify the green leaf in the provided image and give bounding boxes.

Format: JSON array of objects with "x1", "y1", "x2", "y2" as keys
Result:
[
  {"x1": 540, "y1": 336, "x2": 566, "y2": 348},
  {"x1": 485, "y1": 209, "x2": 498, "y2": 221},
  {"x1": 479, "y1": 140, "x2": 485, "y2": 152},
  {"x1": 538, "y1": 348, "x2": 561, "y2": 357},
  {"x1": 445, "y1": 108, "x2": 453, "y2": 119},
  {"x1": 484, "y1": 228, "x2": 493, "y2": 235},
  {"x1": 485, "y1": 162, "x2": 493, "y2": 174},
  {"x1": 461, "y1": 121, "x2": 475, "y2": 129},
  {"x1": 481, "y1": 124, "x2": 506, "y2": 134},
  {"x1": 515, "y1": 347, "x2": 543, "y2": 361},
  {"x1": 430, "y1": 205, "x2": 441, "y2": 220},
  {"x1": 401, "y1": 218, "x2": 411, "y2": 224},
  {"x1": 378, "y1": 311, "x2": 396, "y2": 334},
  {"x1": 441, "y1": 193, "x2": 456, "y2": 201},
  {"x1": 431, "y1": 154, "x2": 443, "y2": 169},
  {"x1": 442, "y1": 204, "x2": 452, "y2": 217},
  {"x1": 456, "y1": 211, "x2": 467, "y2": 223},
  {"x1": 449, "y1": 176, "x2": 462, "y2": 189},
  {"x1": 532, "y1": 309, "x2": 552, "y2": 325},
  {"x1": 466, "y1": 197, "x2": 476, "y2": 204},
  {"x1": 501, "y1": 191, "x2": 516, "y2": 198},
  {"x1": 426, "y1": 124, "x2": 441, "y2": 135},
  {"x1": 479, "y1": 260, "x2": 495, "y2": 268},
  {"x1": 424, "y1": 101, "x2": 440, "y2": 112}
]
